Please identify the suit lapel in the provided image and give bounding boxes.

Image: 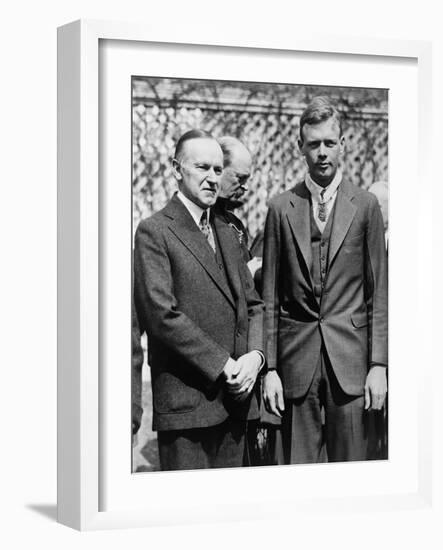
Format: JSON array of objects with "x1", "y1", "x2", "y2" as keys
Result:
[
  {"x1": 328, "y1": 180, "x2": 357, "y2": 268},
  {"x1": 165, "y1": 196, "x2": 236, "y2": 308},
  {"x1": 286, "y1": 183, "x2": 313, "y2": 283}
]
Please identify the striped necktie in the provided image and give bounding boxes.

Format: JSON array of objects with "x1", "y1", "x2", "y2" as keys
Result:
[
  {"x1": 199, "y1": 211, "x2": 216, "y2": 252},
  {"x1": 318, "y1": 188, "x2": 327, "y2": 222}
]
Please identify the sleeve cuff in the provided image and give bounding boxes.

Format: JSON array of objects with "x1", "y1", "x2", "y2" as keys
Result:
[
  {"x1": 370, "y1": 362, "x2": 388, "y2": 368},
  {"x1": 252, "y1": 350, "x2": 266, "y2": 372}
]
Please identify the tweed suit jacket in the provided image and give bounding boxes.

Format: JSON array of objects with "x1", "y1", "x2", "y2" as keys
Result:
[
  {"x1": 134, "y1": 194, "x2": 263, "y2": 431},
  {"x1": 262, "y1": 179, "x2": 388, "y2": 399}
]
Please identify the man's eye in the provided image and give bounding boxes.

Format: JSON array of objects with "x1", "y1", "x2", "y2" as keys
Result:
[{"x1": 214, "y1": 168, "x2": 223, "y2": 175}]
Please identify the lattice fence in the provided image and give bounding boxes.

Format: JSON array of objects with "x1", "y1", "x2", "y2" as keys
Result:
[{"x1": 132, "y1": 78, "x2": 388, "y2": 239}]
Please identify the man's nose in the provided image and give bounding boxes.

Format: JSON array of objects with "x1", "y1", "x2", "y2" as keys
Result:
[
  {"x1": 318, "y1": 143, "x2": 327, "y2": 157},
  {"x1": 206, "y1": 167, "x2": 219, "y2": 183}
]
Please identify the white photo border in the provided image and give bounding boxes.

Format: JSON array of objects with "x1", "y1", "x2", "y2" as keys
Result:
[{"x1": 57, "y1": 19, "x2": 433, "y2": 531}]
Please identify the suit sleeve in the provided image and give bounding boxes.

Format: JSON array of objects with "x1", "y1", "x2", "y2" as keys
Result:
[
  {"x1": 261, "y1": 203, "x2": 282, "y2": 371},
  {"x1": 242, "y1": 255, "x2": 264, "y2": 354},
  {"x1": 364, "y1": 195, "x2": 388, "y2": 367},
  {"x1": 134, "y1": 219, "x2": 230, "y2": 386},
  {"x1": 131, "y1": 300, "x2": 144, "y2": 434}
]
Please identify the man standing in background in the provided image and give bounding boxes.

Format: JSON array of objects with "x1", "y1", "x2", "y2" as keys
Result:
[
  {"x1": 216, "y1": 136, "x2": 262, "y2": 281},
  {"x1": 216, "y1": 136, "x2": 270, "y2": 464}
]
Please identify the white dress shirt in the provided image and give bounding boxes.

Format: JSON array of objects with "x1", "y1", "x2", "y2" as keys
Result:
[
  {"x1": 177, "y1": 191, "x2": 210, "y2": 228},
  {"x1": 305, "y1": 169, "x2": 343, "y2": 233}
]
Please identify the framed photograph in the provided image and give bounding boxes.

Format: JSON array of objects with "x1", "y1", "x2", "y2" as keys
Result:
[
  {"x1": 131, "y1": 76, "x2": 390, "y2": 473},
  {"x1": 58, "y1": 19, "x2": 432, "y2": 530}
]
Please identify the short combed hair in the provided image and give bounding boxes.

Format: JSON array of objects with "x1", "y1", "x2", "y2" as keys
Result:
[
  {"x1": 174, "y1": 129, "x2": 215, "y2": 162},
  {"x1": 299, "y1": 96, "x2": 342, "y2": 142},
  {"x1": 218, "y1": 136, "x2": 241, "y2": 167}
]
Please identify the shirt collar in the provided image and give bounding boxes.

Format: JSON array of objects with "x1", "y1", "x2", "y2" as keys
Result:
[
  {"x1": 305, "y1": 169, "x2": 343, "y2": 202},
  {"x1": 177, "y1": 191, "x2": 209, "y2": 227}
]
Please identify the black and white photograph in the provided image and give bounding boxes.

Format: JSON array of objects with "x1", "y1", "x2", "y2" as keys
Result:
[
  {"x1": 4, "y1": 0, "x2": 438, "y2": 541},
  {"x1": 131, "y1": 77, "x2": 389, "y2": 473}
]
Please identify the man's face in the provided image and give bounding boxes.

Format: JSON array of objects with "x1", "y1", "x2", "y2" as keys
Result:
[
  {"x1": 298, "y1": 117, "x2": 345, "y2": 187},
  {"x1": 219, "y1": 148, "x2": 252, "y2": 208},
  {"x1": 173, "y1": 138, "x2": 224, "y2": 209}
]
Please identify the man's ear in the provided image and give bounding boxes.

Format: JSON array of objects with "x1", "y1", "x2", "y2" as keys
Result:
[
  {"x1": 172, "y1": 158, "x2": 182, "y2": 180},
  {"x1": 297, "y1": 138, "x2": 304, "y2": 154}
]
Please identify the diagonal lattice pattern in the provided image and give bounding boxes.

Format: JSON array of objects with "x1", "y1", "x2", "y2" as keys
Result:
[{"x1": 133, "y1": 78, "x2": 388, "y2": 240}]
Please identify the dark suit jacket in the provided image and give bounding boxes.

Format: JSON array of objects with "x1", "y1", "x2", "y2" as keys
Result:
[
  {"x1": 134, "y1": 194, "x2": 263, "y2": 431},
  {"x1": 213, "y1": 199, "x2": 251, "y2": 263},
  {"x1": 262, "y1": 179, "x2": 388, "y2": 399}
]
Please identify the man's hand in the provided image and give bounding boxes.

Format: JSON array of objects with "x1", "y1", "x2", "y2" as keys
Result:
[
  {"x1": 364, "y1": 366, "x2": 387, "y2": 410},
  {"x1": 247, "y1": 256, "x2": 262, "y2": 278},
  {"x1": 223, "y1": 357, "x2": 240, "y2": 382},
  {"x1": 225, "y1": 351, "x2": 262, "y2": 401},
  {"x1": 263, "y1": 370, "x2": 285, "y2": 417}
]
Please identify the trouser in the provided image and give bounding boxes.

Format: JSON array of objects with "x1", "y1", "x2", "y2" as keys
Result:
[
  {"x1": 281, "y1": 350, "x2": 368, "y2": 464},
  {"x1": 157, "y1": 417, "x2": 245, "y2": 471}
]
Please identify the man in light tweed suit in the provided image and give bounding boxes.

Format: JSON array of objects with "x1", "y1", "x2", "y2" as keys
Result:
[{"x1": 262, "y1": 97, "x2": 388, "y2": 463}]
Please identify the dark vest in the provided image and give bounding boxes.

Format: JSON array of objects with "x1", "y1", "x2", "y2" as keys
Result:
[{"x1": 310, "y1": 202, "x2": 336, "y2": 301}]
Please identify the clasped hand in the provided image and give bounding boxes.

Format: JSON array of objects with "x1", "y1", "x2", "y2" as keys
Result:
[{"x1": 223, "y1": 351, "x2": 262, "y2": 401}]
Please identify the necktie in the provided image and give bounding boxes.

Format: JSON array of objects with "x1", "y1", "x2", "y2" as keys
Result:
[
  {"x1": 318, "y1": 189, "x2": 327, "y2": 222},
  {"x1": 199, "y1": 211, "x2": 216, "y2": 252}
]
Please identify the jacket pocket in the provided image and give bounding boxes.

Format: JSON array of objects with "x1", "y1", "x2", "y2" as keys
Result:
[
  {"x1": 278, "y1": 316, "x2": 298, "y2": 333},
  {"x1": 153, "y1": 371, "x2": 202, "y2": 414},
  {"x1": 345, "y1": 230, "x2": 364, "y2": 244},
  {"x1": 351, "y1": 312, "x2": 368, "y2": 329}
]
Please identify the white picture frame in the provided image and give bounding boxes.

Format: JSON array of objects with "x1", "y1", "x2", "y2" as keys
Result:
[{"x1": 57, "y1": 19, "x2": 433, "y2": 531}]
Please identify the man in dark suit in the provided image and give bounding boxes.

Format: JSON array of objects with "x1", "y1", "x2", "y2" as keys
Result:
[
  {"x1": 262, "y1": 97, "x2": 388, "y2": 463},
  {"x1": 214, "y1": 136, "x2": 268, "y2": 465},
  {"x1": 215, "y1": 136, "x2": 262, "y2": 280},
  {"x1": 134, "y1": 129, "x2": 264, "y2": 471}
]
